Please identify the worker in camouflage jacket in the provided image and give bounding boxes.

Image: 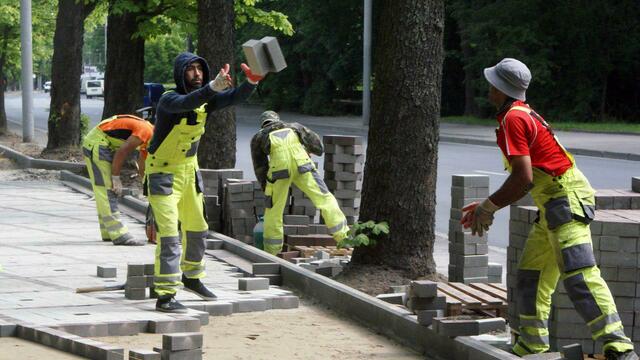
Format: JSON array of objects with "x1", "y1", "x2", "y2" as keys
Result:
[{"x1": 250, "y1": 111, "x2": 349, "y2": 255}]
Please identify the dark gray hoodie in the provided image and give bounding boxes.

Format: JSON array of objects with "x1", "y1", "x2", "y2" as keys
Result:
[{"x1": 148, "y1": 52, "x2": 255, "y2": 154}]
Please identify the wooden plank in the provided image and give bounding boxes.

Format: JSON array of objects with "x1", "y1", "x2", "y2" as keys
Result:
[
  {"x1": 487, "y1": 282, "x2": 507, "y2": 292},
  {"x1": 437, "y1": 283, "x2": 481, "y2": 306},
  {"x1": 469, "y1": 283, "x2": 508, "y2": 302},
  {"x1": 449, "y1": 282, "x2": 503, "y2": 305}
]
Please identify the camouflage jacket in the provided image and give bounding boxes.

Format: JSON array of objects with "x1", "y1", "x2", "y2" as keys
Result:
[{"x1": 250, "y1": 121, "x2": 323, "y2": 190}]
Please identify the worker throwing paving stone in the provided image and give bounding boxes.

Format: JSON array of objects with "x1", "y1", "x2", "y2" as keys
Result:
[
  {"x1": 82, "y1": 114, "x2": 153, "y2": 246},
  {"x1": 146, "y1": 51, "x2": 263, "y2": 313},
  {"x1": 250, "y1": 111, "x2": 349, "y2": 255},
  {"x1": 461, "y1": 58, "x2": 637, "y2": 360}
]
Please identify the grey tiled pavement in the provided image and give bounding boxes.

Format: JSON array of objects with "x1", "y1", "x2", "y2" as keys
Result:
[{"x1": 0, "y1": 179, "x2": 296, "y2": 329}]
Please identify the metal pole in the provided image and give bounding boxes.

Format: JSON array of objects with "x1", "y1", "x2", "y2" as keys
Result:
[
  {"x1": 20, "y1": 0, "x2": 34, "y2": 142},
  {"x1": 362, "y1": 0, "x2": 372, "y2": 126}
]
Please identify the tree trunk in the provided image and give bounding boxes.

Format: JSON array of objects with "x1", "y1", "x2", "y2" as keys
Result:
[
  {"x1": 47, "y1": 0, "x2": 95, "y2": 149},
  {"x1": 101, "y1": 1, "x2": 145, "y2": 119},
  {"x1": 196, "y1": 0, "x2": 237, "y2": 169},
  {"x1": 351, "y1": 0, "x2": 444, "y2": 277}
]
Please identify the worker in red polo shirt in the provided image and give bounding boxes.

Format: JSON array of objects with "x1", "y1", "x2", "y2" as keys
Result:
[{"x1": 461, "y1": 58, "x2": 636, "y2": 360}]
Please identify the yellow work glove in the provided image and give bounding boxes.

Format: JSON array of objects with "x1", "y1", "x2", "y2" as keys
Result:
[
  {"x1": 210, "y1": 64, "x2": 233, "y2": 92},
  {"x1": 461, "y1": 198, "x2": 500, "y2": 237}
]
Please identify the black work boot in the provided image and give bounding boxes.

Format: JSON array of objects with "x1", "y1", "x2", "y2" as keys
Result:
[
  {"x1": 155, "y1": 295, "x2": 188, "y2": 313},
  {"x1": 605, "y1": 349, "x2": 639, "y2": 360},
  {"x1": 182, "y1": 275, "x2": 217, "y2": 300}
]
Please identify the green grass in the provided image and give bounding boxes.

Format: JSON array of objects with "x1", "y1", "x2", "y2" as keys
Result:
[{"x1": 441, "y1": 116, "x2": 640, "y2": 134}]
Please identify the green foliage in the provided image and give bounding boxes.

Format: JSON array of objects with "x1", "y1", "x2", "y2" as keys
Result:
[
  {"x1": 235, "y1": 0, "x2": 293, "y2": 36},
  {"x1": 144, "y1": 31, "x2": 185, "y2": 83},
  {"x1": 80, "y1": 113, "x2": 90, "y2": 139},
  {"x1": 339, "y1": 220, "x2": 389, "y2": 249},
  {"x1": 236, "y1": 0, "x2": 363, "y2": 115}
]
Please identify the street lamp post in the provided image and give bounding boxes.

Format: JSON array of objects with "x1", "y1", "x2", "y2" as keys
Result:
[{"x1": 20, "y1": 0, "x2": 34, "y2": 142}]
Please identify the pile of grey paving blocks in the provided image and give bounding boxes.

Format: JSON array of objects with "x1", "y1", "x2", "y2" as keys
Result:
[
  {"x1": 297, "y1": 252, "x2": 347, "y2": 277},
  {"x1": 322, "y1": 135, "x2": 364, "y2": 225},
  {"x1": 223, "y1": 178, "x2": 258, "y2": 244},
  {"x1": 507, "y1": 180, "x2": 640, "y2": 353},
  {"x1": 448, "y1": 174, "x2": 491, "y2": 283},
  {"x1": 407, "y1": 280, "x2": 446, "y2": 326},
  {"x1": 251, "y1": 263, "x2": 282, "y2": 285},
  {"x1": 200, "y1": 169, "x2": 243, "y2": 232},
  {"x1": 125, "y1": 263, "x2": 154, "y2": 300},
  {"x1": 151, "y1": 332, "x2": 203, "y2": 360},
  {"x1": 253, "y1": 180, "x2": 266, "y2": 217},
  {"x1": 290, "y1": 185, "x2": 317, "y2": 221}
]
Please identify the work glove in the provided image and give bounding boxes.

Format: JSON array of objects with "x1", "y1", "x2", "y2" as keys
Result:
[
  {"x1": 209, "y1": 63, "x2": 233, "y2": 92},
  {"x1": 461, "y1": 198, "x2": 500, "y2": 237},
  {"x1": 241, "y1": 63, "x2": 264, "y2": 84},
  {"x1": 111, "y1": 175, "x2": 123, "y2": 196}
]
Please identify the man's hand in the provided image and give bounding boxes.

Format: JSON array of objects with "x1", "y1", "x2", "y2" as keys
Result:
[
  {"x1": 241, "y1": 63, "x2": 264, "y2": 84},
  {"x1": 463, "y1": 198, "x2": 500, "y2": 236},
  {"x1": 210, "y1": 64, "x2": 233, "y2": 92},
  {"x1": 111, "y1": 175, "x2": 123, "y2": 196}
]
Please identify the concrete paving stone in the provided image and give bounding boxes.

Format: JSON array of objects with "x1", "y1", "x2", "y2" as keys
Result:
[
  {"x1": 238, "y1": 277, "x2": 269, "y2": 291},
  {"x1": 259, "y1": 274, "x2": 282, "y2": 285},
  {"x1": 416, "y1": 309, "x2": 444, "y2": 326},
  {"x1": 204, "y1": 302, "x2": 234, "y2": 316},
  {"x1": 0, "y1": 320, "x2": 16, "y2": 337},
  {"x1": 125, "y1": 287, "x2": 147, "y2": 300},
  {"x1": 127, "y1": 276, "x2": 148, "y2": 288},
  {"x1": 233, "y1": 298, "x2": 267, "y2": 313},
  {"x1": 409, "y1": 280, "x2": 438, "y2": 298},
  {"x1": 173, "y1": 310, "x2": 210, "y2": 326},
  {"x1": 130, "y1": 349, "x2": 161, "y2": 360},
  {"x1": 271, "y1": 296, "x2": 299, "y2": 309},
  {"x1": 128, "y1": 263, "x2": 146, "y2": 276},
  {"x1": 376, "y1": 293, "x2": 406, "y2": 305},
  {"x1": 560, "y1": 343, "x2": 582, "y2": 360},
  {"x1": 205, "y1": 239, "x2": 223, "y2": 250},
  {"x1": 57, "y1": 322, "x2": 110, "y2": 337},
  {"x1": 144, "y1": 263, "x2": 155, "y2": 275},
  {"x1": 407, "y1": 296, "x2": 446, "y2": 311},
  {"x1": 156, "y1": 348, "x2": 203, "y2": 360},
  {"x1": 97, "y1": 265, "x2": 117, "y2": 278},
  {"x1": 148, "y1": 318, "x2": 201, "y2": 334},
  {"x1": 251, "y1": 263, "x2": 280, "y2": 275},
  {"x1": 522, "y1": 353, "x2": 564, "y2": 359},
  {"x1": 162, "y1": 332, "x2": 203, "y2": 351},
  {"x1": 107, "y1": 320, "x2": 140, "y2": 336}
]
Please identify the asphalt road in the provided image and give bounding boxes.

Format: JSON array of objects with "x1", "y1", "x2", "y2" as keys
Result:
[{"x1": 6, "y1": 92, "x2": 638, "y2": 247}]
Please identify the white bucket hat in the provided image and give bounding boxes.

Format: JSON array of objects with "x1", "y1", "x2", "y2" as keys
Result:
[{"x1": 483, "y1": 58, "x2": 531, "y2": 101}]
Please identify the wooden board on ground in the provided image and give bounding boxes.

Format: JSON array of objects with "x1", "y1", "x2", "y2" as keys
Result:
[
  {"x1": 292, "y1": 245, "x2": 352, "y2": 257},
  {"x1": 437, "y1": 282, "x2": 507, "y2": 318}
]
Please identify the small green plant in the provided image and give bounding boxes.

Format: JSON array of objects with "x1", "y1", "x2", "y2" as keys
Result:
[
  {"x1": 339, "y1": 220, "x2": 389, "y2": 248},
  {"x1": 80, "y1": 113, "x2": 91, "y2": 140}
]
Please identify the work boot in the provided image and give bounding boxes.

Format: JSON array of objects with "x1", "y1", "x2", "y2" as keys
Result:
[
  {"x1": 155, "y1": 295, "x2": 188, "y2": 313},
  {"x1": 112, "y1": 233, "x2": 145, "y2": 246},
  {"x1": 605, "y1": 349, "x2": 639, "y2": 360},
  {"x1": 182, "y1": 275, "x2": 217, "y2": 300}
]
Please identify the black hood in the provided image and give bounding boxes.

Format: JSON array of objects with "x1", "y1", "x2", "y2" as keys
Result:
[{"x1": 173, "y1": 52, "x2": 211, "y2": 94}]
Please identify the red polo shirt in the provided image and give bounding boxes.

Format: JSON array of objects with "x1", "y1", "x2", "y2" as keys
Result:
[{"x1": 495, "y1": 101, "x2": 572, "y2": 176}]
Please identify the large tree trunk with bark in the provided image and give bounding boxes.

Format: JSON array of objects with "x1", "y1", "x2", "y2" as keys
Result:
[
  {"x1": 47, "y1": 0, "x2": 95, "y2": 149},
  {"x1": 197, "y1": 0, "x2": 237, "y2": 169},
  {"x1": 351, "y1": 0, "x2": 444, "y2": 277},
  {"x1": 101, "y1": 1, "x2": 145, "y2": 119}
]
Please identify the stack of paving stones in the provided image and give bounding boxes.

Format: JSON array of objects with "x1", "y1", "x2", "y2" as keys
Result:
[
  {"x1": 125, "y1": 263, "x2": 155, "y2": 300},
  {"x1": 448, "y1": 174, "x2": 490, "y2": 283},
  {"x1": 488, "y1": 262, "x2": 503, "y2": 284},
  {"x1": 296, "y1": 250, "x2": 349, "y2": 277},
  {"x1": 407, "y1": 280, "x2": 446, "y2": 326},
  {"x1": 252, "y1": 180, "x2": 266, "y2": 218},
  {"x1": 322, "y1": 135, "x2": 364, "y2": 225},
  {"x1": 200, "y1": 169, "x2": 243, "y2": 232},
  {"x1": 507, "y1": 181, "x2": 640, "y2": 353},
  {"x1": 223, "y1": 178, "x2": 257, "y2": 244},
  {"x1": 152, "y1": 332, "x2": 203, "y2": 360},
  {"x1": 290, "y1": 185, "x2": 318, "y2": 221}
]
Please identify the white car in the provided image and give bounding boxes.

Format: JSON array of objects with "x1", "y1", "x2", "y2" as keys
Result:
[
  {"x1": 43, "y1": 81, "x2": 51, "y2": 93},
  {"x1": 86, "y1": 80, "x2": 104, "y2": 99}
]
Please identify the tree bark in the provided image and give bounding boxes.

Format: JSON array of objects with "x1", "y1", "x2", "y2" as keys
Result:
[
  {"x1": 0, "y1": 26, "x2": 9, "y2": 135},
  {"x1": 351, "y1": 0, "x2": 444, "y2": 277},
  {"x1": 196, "y1": 0, "x2": 237, "y2": 169},
  {"x1": 47, "y1": 0, "x2": 95, "y2": 149},
  {"x1": 101, "y1": 1, "x2": 145, "y2": 119}
]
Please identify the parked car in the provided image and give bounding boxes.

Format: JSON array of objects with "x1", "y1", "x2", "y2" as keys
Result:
[
  {"x1": 43, "y1": 81, "x2": 51, "y2": 93},
  {"x1": 86, "y1": 80, "x2": 104, "y2": 99}
]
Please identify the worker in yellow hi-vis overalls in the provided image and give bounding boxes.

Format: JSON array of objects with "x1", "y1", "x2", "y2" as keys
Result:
[
  {"x1": 146, "y1": 51, "x2": 263, "y2": 313},
  {"x1": 82, "y1": 114, "x2": 153, "y2": 246},
  {"x1": 250, "y1": 111, "x2": 349, "y2": 255},
  {"x1": 461, "y1": 58, "x2": 636, "y2": 360}
]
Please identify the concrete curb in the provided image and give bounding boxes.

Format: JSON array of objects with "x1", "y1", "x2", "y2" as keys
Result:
[
  {"x1": 440, "y1": 135, "x2": 640, "y2": 162},
  {"x1": 212, "y1": 232, "x2": 516, "y2": 360},
  {"x1": 0, "y1": 144, "x2": 85, "y2": 171}
]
